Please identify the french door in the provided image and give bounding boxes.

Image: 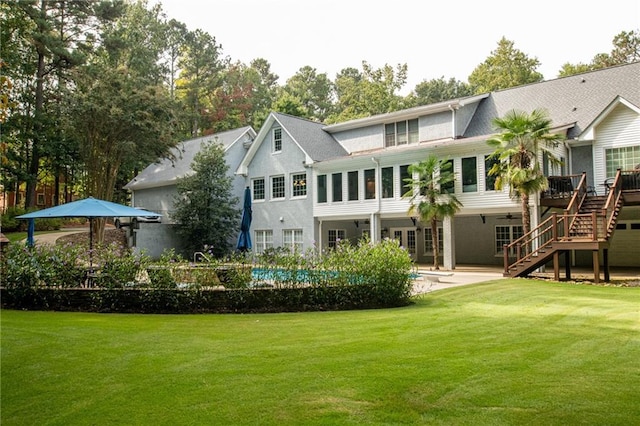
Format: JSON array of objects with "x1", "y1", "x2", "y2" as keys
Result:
[{"x1": 390, "y1": 227, "x2": 417, "y2": 260}]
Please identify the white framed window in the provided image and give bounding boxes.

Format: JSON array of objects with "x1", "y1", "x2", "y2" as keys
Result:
[
  {"x1": 462, "y1": 156, "x2": 478, "y2": 193},
  {"x1": 495, "y1": 225, "x2": 524, "y2": 256},
  {"x1": 283, "y1": 229, "x2": 303, "y2": 252},
  {"x1": 273, "y1": 128, "x2": 282, "y2": 152},
  {"x1": 254, "y1": 230, "x2": 273, "y2": 254},
  {"x1": 605, "y1": 145, "x2": 640, "y2": 178},
  {"x1": 271, "y1": 175, "x2": 285, "y2": 199},
  {"x1": 385, "y1": 119, "x2": 418, "y2": 147},
  {"x1": 423, "y1": 227, "x2": 444, "y2": 254},
  {"x1": 317, "y1": 175, "x2": 327, "y2": 203},
  {"x1": 485, "y1": 155, "x2": 500, "y2": 191},
  {"x1": 37, "y1": 193, "x2": 45, "y2": 206},
  {"x1": 291, "y1": 173, "x2": 307, "y2": 197},
  {"x1": 252, "y1": 178, "x2": 265, "y2": 201},
  {"x1": 328, "y1": 229, "x2": 346, "y2": 248}
]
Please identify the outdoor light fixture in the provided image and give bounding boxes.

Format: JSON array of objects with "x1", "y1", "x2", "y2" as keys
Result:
[
  {"x1": 480, "y1": 214, "x2": 486, "y2": 224},
  {"x1": 354, "y1": 220, "x2": 359, "y2": 228}
]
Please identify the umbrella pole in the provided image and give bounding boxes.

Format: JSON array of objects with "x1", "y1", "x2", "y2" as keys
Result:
[{"x1": 89, "y1": 218, "x2": 93, "y2": 273}]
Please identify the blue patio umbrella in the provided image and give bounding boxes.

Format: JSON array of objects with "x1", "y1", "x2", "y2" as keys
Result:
[
  {"x1": 17, "y1": 197, "x2": 161, "y2": 271},
  {"x1": 236, "y1": 187, "x2": 252, "y2": 252}
]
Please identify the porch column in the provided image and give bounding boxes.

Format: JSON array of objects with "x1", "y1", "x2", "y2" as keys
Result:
[
  {"x1": 370, "y1": 213, "x2": 380, "y2": 243},
  {"x1": 443, "y1": 216, "x2": 456, "y2": 270}
]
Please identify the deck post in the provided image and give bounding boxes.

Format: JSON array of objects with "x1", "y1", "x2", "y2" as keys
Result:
[
  {"x1": 592, "y1": 250, "x2": 600, "y2": 284},
  {"x1": 553, "y1": 251, "x2": 560, "y2": 281},
  {"x1": 564, "y1": 250, "x2": 571, "y2": 280},
  {"x1": 603, "y1": 249, "x2": 610, "y2": 282}
]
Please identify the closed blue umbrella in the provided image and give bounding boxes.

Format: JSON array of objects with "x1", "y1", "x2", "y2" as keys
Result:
[
  {"x1": 236, "y1": 187, "x2": 252, "y2": 252},
  {"x1": 26, "y1": 218, "x2": 35, "y2": 247}
]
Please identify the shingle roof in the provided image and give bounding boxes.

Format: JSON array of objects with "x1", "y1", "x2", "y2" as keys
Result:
[
  {"x1": 465, "y1": 62, "x2": 640, "y2": 139},
  {"x1": 272, "y1": 112, "x2": 348, "y2": 161},
  {"x1": 124, "y1": 126, "x2": 254, "y2": 190}
]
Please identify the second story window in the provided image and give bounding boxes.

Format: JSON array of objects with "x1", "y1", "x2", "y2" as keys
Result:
[
  {"x1": 291, "y1": 173, "x2": 307, "y2": 197},
  {"x1": 271, "y1": 175, "x2": 285, "y2": 199},
  {"x1": 348, "y1": 171, "x2": 359, "y2": 201},
  {"x1": 385, "y1": 119, "x2": 418, "y2": 147},
  {"x1": 332, "y1": 173, "x2": 343, "y2": 202},
  {"x1": 317, "y1": 175, "x2": 327, "y2": 203},
  {"x1": 273, "y1": 128, "x2": 282, "y2": 152},
  {"x1": 253, "y1": 178, "x2": 265, "y2": 201},
  {"x1": 365, "y1": 169, "x2": 376, "y2": 199},
  {"x1": 382, "y1": 167, "x2": 394, "y2": 198}
]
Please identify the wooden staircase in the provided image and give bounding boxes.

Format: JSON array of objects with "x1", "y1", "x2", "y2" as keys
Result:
[{"x1": 503, "y1": 170, "x2": 626, "y2": 281}]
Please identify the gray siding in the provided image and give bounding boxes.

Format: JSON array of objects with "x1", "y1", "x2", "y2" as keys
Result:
[{"x1": 248, "y1": 123, "x2": 316, "y2": 248}]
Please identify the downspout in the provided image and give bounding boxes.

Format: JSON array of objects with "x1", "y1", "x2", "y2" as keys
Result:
[
  {"x1": 449, "y1": 105, "x2": 457, "y2": 138},
  {"x1": 371, "y1": 157, "x2": 381, "y2": 242}
]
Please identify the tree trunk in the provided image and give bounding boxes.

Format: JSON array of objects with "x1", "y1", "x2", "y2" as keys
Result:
[
  {"x1": 521, "y1": 193, "x2": 531, "y2": 235},
  {"x1": 25, "y1": 0, "x2": 48, "y2": 209},
  {"x1": 431, "y1": 217, "x2": 440, "y2": 270}
]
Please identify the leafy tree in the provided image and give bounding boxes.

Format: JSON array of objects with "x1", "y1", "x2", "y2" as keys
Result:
[
  {"x1": 468, "y1": 37, "x2": 543, "y2": 94},
  {"x1": 328, "y1": 61, "x2": 408, "y2": 123},
  {"x1": 278, "y1": 66, "x2": 333, "y2": 121},
  {"x1": 172, "y1": 141, "x2": 239, "y2": 257},
  {"x1": 271, "y1": 91, "x2": 306, "y2": 117},
  {"x1": 486, "y1": 109, "x2": 564, "y2": 235},
  {"x1": 406, "y1": 76, "x2": 473, "y2": 107},
  {"x1": 559, "y1": 29, "x2": 640, "y2": 77},
  {"x1": 404, "y1": 155, "x2": 462, "y2": 270},
  {"x1": 176, "y1": 28, "x2": 227, "y2": 137},
  {"x1": 246, "y1": 58, "x2": 279, "y2": 129},
  {"x1": 0, "y1": 0, "x2": 117, "y2": 208}
]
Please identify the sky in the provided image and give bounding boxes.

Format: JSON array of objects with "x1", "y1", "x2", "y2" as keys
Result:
[{"x1": 154, "y1": 0, "x2": 639, "y2": 94}]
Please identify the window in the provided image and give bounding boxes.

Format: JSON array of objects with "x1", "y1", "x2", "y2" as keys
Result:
[
  {"x1": 605, "y1": 145, "x2": 640, "y2": 177},
  {"x1": 283, "y1": 229, "x2": 303, "y2": 252},
  {"x1": 348, "y1": 171, "x2": 359, "y2": 201},
  {"x1": 317, "y1": 175, "x2": 327, "y2": 203},
  {"x1": 424, "y1": 227, "x2": 444, "y2": 254},
  {"x1": 271, "y1": 175, "x2": 285, "y2": 199},
  {"x1": 332, "y1": 173, "x2": 342, "y2": 202},
  {"x1": 364, "y1": 169, "x2": 375, "y2": 199},
  {"x1": 291, "y1": 173, "x2": 307, "y2": 197},
  {"x1": 273, "y1": 128, "x2": 282, "y2": 152},
  {"x1": 385, "y1": 118, "x2": 418, "y2": 147},
  {"x1": 37, "y1": 193, "x2": 45, "y2": 206},
  {"x1": 485, "y1": 155, "x2": 500, "y2": 191},
  {"x1": 328, "y1": 229, "x2": 346, "y2": 248},
  {"x1": 399, "y1": 164, "x2": 411, "y2": 196},
  {"x1": 252, "y1": 178, "x2": 265, "y2": 201},
  {"x1": 495, "y1": 225, "x2": 524, "y2": 256},
  {"x1": 382, "y1": 167, "x2": 394, "y2": 198},
  {"x1": 254, "y1": 230, "x2": 273, "y2": 254},
  {"x1": 441, "y1": 159, "x2": 454, "y2": 194},
  {"x1": 462, "y1": 157, "x2": 477, "y2": 192}
]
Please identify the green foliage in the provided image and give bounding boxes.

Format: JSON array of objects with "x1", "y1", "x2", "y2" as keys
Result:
[
  {"x1": 468, "y1": 37, "x2": 543, "y2": 93},
  {"x1": 172, "y1": 141, "x2": 239, "y2": 257},
  {"x1": 403, "y1": 155, "x2": 463, "y2": 269},
  {"x1": 559, "y1": 29, "x2": 640, "y2": 77},
  {"x1": 487, "y1": 109, "x2": 564, "y2": 234},
  {"x1": 406, "y1": 76, "x2": 473, "y2": 107}
]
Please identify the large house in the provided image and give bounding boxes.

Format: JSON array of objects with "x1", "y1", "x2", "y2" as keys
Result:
[
  {"x1": 127, "y1": 62, "x2": 640, "y2": 275},
  {"x1": 123, "y1": 126, "x2": 256, "y2": 257}
]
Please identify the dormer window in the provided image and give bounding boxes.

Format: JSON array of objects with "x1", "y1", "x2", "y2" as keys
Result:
[
  {"x1": 385, "y1": 118, "x2": 418, "y2": 148},
  {"x1": 273, "y1": 128, "x2": 282, "y2": 152}
]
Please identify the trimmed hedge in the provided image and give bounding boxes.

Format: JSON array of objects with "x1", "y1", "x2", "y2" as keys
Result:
[{"x1": 0, "y1": 284, "x2": 410, "y2": 314}]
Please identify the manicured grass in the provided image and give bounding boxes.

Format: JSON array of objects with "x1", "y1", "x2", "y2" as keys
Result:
[
  {"x1": 1, "y1": 230, "x2": 62, "y2": 243},
  {"x1": 2, "y1": 279, "x2": 639, "y2": 425}
]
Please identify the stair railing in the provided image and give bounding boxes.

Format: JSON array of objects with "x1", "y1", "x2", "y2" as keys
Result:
[
  {"x1": 503, "y1": 213, "x2": 568, "y2": 275},
  {"x1": 601, "y1": 169, "x2": 623, "y2": 239},
  {"x1": 564, "y1": 172, "x2": 587, "y2": 232}
]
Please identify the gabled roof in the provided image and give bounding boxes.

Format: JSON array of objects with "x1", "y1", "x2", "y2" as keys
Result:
[
  {"x1": 237, "y1": 112, "x2": 348, "y2": 175},
  {"x1": 124, "y1": 126, "x2": 256, "y2": 191},
  {"x1": 465, "y1": 62, "x2": 640, "y2": 139},
  {"x1": 322, "y1": 94, "x2": 488, "y2": 133},
  {"x1": 579, "y1": 96, "x2": 640, "y2": 141}
]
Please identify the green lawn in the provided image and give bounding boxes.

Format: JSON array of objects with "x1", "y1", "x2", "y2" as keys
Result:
[
  {"x1": 1, "y1": 230, "x2": 62, "y2": 243},
  {"x1": 2, "y1": 280, "x2": 639, "y2": 425}
]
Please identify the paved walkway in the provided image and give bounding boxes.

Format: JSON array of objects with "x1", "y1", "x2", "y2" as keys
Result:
[
  {"x1": 24, "y1": 227, "x2": 91, "y2": 245},
  {"x1": 412, "y1": 265, "x2": 505, "y2": 294}
]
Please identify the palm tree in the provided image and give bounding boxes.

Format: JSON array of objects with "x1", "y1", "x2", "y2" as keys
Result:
[
  {"x1": 487, "y1": 109, "x2": 564, "y2": 235},
  {"x1": 404, "y1": 155, "x2": 462, "y2": 270}
]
